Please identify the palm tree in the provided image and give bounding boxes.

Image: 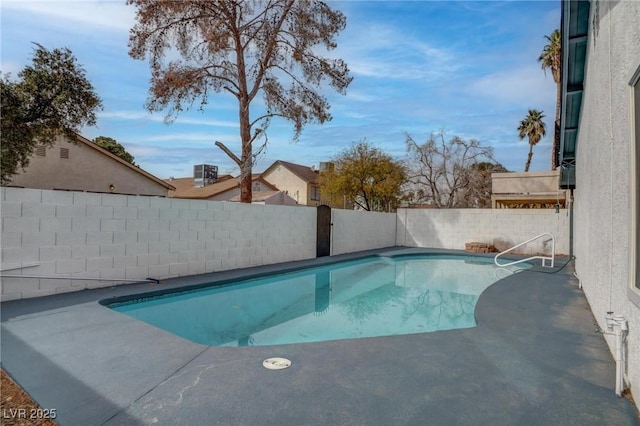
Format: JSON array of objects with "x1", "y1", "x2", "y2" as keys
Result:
[
  {"x1": 538, "y1": 29, "x2": 561, "y2": 170},
  {"x1": 518, "y1": 109, "x2": 547, "y2": 172}
]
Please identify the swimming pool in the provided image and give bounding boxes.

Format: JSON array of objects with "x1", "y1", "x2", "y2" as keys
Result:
[{"x1": 108, "y1": 254, "x2": 528, "y2": 346}]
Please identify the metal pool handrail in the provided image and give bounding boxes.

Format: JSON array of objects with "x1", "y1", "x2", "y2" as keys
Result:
[{"x1": 494, "y1": 233, "x2": 555, "y2": 268}]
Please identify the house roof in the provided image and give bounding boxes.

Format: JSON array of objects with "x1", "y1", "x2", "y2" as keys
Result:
[
  {"x1": 559, "y1": 0, "x2": 590, "y2": 189},
  {"x1": 229, "y1": 190, "x2": 290, "y2": 203},
  {"x1": 167, "y1": 175, "x2": 276, "y2": 199},
  {"x1": 261, "y1": 160, "x2": 319, "y2": 184},
  {"x1": 76, "y1": 133, "x2": 175, "y2": 191}
]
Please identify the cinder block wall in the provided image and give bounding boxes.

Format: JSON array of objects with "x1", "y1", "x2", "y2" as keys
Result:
[
  {"x1": 1, "y1": 188, "x2": 316, "y2": 301},
  {"x1": 0, "y1": 187, "x2": 572, "y2": 302},
  {"x1": 331, "y1": 209, "x2": 396, "y2": 255},
  {"x1": 397, "y1": 208, "x2": 570, "y2": 255}
]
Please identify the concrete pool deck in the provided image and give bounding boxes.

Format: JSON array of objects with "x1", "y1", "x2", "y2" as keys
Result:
[{"x1": 1, "y1": 247, "x2": 638, "y2": 425}]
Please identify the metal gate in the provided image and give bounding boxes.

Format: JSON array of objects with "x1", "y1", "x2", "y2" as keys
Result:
[{"x1": 316, "y1": 205, "x2": 331, "y2": 257}]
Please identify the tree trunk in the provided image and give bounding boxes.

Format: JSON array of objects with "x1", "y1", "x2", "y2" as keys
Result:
[
  {"x1": 234, "y1": 14, "x2": 252, "y2": 204},
  {"x1": 552, "y1": 81, "x2": 562, "y2": 170},
  {"x1": 239, "y1": 103, "x2": 252, "y2": 203},
  {"x1": 525, "y1": 143, "x2": 534, "y2": 172}
]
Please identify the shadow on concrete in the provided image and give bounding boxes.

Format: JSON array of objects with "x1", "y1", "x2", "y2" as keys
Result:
[{"x1": 1, "y1": 329, "x2": 143, "y2": 426}]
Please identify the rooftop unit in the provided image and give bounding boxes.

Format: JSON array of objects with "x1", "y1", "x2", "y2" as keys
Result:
[
  {"x1": 319, "y1": 162, "x2": 334, "y2": 172},
  {"x1": 193, "y1": 164, "x2": 218, "y2": 187}
]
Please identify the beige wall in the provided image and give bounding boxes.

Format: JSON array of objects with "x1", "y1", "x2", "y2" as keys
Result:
[
  {"x1": 492, "y1": 170, "x2": 561, "y2": 194},
  {"x1": 262, "y1": 165, "x2": 319, "y2": 205},
  {"x1": 209, "y1": 188, "x2": 240, "y2": 201},
  {"x1": 9, "y1": 135, "x2": 169, "y2": 197}
]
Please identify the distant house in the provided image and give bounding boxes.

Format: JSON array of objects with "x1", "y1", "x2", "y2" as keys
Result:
[
  {"x1": 167, "y1": 173, "x2": 277, "y2": 201},
  {"x1": 260, "y1": 160, "x2": 322, "y2": 207},
  {"x1": 491, "y1": 170, "x2": 569, "y2": 209},
  {"x1": 6, "y1": 133, "x2": 174, "y2": 197},
  {"x1": 229, "y1": 190, "x2": 298, "y2": 206}
]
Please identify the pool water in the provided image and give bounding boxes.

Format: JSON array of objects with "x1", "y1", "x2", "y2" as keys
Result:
[{"x1": 110, "y1": 255, "x2": 527, "y2": 346}]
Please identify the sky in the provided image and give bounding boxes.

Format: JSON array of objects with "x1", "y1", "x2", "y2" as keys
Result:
[{"x1": 1, "y1": 0, "x2": 560, "y2": 179}]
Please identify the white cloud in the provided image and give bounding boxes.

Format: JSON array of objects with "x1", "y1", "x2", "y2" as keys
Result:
[
  {"x1": 100, "y1": 110, "x2": 239, "y2": 128},
  {"x1": 1, "y1": 0, "x2": 135, "y2": 32},
  {"x1": 336, "y1": 21, "x2": 457, "y2": 81},
  {"x1": 134, "y1": 132, "x2": 238, "y2": 144},
  {"x1": 468, "y1": 66, "x2": 556, "y2": 109},
  {"x1": 343, "y1": 90, "x2": 380, "y2": 103}
]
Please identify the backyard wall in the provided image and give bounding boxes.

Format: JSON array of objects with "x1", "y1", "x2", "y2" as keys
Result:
[
  {"x1": 331, "y1": 209, "x2": 397, "y2": 256},
  {"x1": 0, "y1": 187, "x2": 316, "y2": 301},
  {"x1": 571, "y1": 0, "x2": 640, "y2": 409},
  {"x1": 1, "y1": 187, "x2": 573, "y2": 302},
  {"x1": 397, "y1": 208, "x2": 570, "y2": 255}
]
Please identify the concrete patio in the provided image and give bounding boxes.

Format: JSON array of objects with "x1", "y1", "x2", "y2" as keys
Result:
[{"x1": 1, "y1": 248, "x2": 638, "y2": 425}]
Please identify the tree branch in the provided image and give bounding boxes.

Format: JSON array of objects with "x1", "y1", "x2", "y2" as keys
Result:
[{"x1": 215, "y1": 140, "x2": 242, "y2": 166}]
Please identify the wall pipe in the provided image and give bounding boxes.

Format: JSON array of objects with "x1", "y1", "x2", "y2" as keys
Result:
[
  {"x1": 0, "y1": 274, "x2": 159, "y2": 284},
  {"x1": 604, "y1": 311, "x2": 629, "y2": 397}
]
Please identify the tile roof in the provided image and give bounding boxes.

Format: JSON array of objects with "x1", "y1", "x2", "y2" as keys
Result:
[
  {"x1": 166, "y1": 175, "x2": 276, "y2": 199},
  {"x1": 262, "y1": 160, "x2": 319, "y2": 184}
]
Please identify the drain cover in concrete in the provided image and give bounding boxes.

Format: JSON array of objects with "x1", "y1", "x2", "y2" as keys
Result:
[{"x1": 263, "y1": 357, "x2": 291, "y2": 370}]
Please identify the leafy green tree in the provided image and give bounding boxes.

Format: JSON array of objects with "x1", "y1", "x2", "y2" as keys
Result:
[
  {"x1": 0, "y1": 44, "x2": 102, "y2": 184},
  {"x1": 94, "y1": 136, "x2": 136, "y2": 165},
  {"x1": 1, "y1": 77, "x2": 30, "y2": 184},
  {"x1": 518, "y1": 109, "x2": 547, "y2": 172},
  {"x1": 319, "y1": 140, "x2": 407, "y2": 212},
  {"x1": 538, "y1": 29, "x2": 561, "y2": 170},
  {"x1": 128, "y1": 0, "x2": 352, "y2": 203},
  {"x1": 405, "y1": 131, "x2": 499, "y2": 208}
]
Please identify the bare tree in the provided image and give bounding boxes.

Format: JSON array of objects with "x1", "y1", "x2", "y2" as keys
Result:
[
  {"x1": 128, "y1": 0, "x2": 352, "y2": 202},
  {"x1": 405, "y1": 131, "x2": 504, "y2": 208}
]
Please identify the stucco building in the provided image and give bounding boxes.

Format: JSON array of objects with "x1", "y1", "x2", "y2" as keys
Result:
[
  {"x1": 6, "y1": 133, "x2": 173, "y2": 197},
  {"x1": 260, "y1": 160, "x2": 322, "y2": 207},
  {"x1": 559, "y1": 0, "x2": 640, "y2": 409}
]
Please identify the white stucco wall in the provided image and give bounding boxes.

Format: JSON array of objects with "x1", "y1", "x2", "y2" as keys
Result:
[
  {"x1": 397, "y1": 208, "x2": 570, "y2": 255},
  {"x1": 0, "y1": 187, "x2": 316, "y2": 301},
  {"x1": 331, "y1": 209, "x2": 396, "y2": 255},
  {"x1": 573, "y1": 0, "x2": 640, "y2": 407}
]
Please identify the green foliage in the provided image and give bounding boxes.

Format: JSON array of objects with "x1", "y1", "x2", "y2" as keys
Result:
[
  {"x1": 0, "y1": 44, "x2": 102, "y2": 184},
  {"x1": 319, "y1": 140, "x2": 407, "y2": 212},
  {"x1": 1, "y1": 77, "x2": 31, "y2": 184},
  {"x1": 94, "y1": 136, "x2": 136, "y2": 165},
  {"x1": 538, "y1": 29, "x2": 562, "y2": 170},
  {"x1": 538, "y1": 29, "x2": 561, "y2": 83},
  {"x1": 518, "y1": 109, "x2": 547, "y2": 172}
]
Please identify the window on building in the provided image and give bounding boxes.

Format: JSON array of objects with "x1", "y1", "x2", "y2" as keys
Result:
[
  {"x1": 632, "y1": 66, "x2": 640, "y2": 292},
  {"x1": 35, "y1": 146, "x2": 46, "y2": 157},
  {"x1": 311, "y1": 186, "x2": 321, "y2": 201},
  {"x1": 60, "y1": 148, "x2": 70, "y2": 159}
]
